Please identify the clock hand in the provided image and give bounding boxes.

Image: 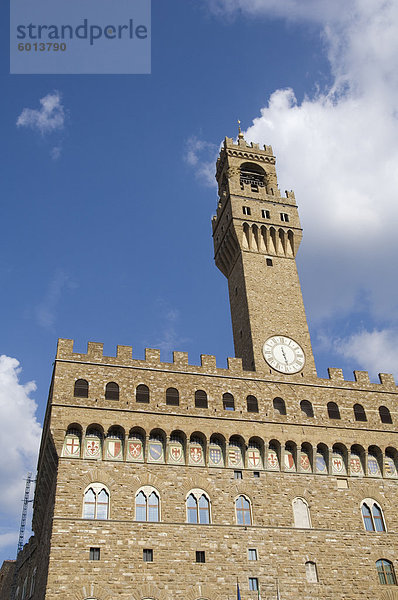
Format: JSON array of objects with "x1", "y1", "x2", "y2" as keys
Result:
[{"x1": 281, "y1": 347, "x2": 289, "y2": 364}]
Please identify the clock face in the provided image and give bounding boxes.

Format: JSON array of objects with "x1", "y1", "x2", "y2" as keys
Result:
[{"x1": 262, "y1": 336, "x2": 305, "y2": 374}]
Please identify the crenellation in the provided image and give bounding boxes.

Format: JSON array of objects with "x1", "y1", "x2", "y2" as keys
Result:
[
  {"x1": 53, "y1": 339, "x2": 398, "y2": 393},
  {"x1": 87, "y1": 341, "x2": 104, "y2": 359},
  {"x1": 145, "y1": 348, "x2": 161, "y2": 364},
  {"x1": 227, "y1": 357, "x2": 243, "y2": 373},
  {"x1": 327, "y1": 368, "x2": 344, "y2": 381},
  {"x1": 200, "y1": 354, "x2": 217, "y2": 371},
  {"x1": 173, "y1": 351, "x2": 189, "y2": 367},
  {"x1": 378, "y1": 373, "x2": 396, "y2": 388},
  {"x1": 354, "y1": 371, "x2": 371, "y2": 385},
  {"x1": 117, "y1": 345, "x2": 133, "y2": 360},
  {"x1": 56, "y1": 337, "x2": 74, "y2": 358}
]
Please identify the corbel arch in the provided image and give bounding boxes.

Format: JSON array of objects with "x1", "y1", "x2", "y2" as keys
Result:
[
  {"x1": 131, "y1": 472, "x2": 163, "y2": 494},
  {"x1": 80, "y1": 468, "x2": 116, "y2": 492},
  {"x1": 129, "y1": 585, "x2": 168, "y2": 600},
  {"x1": 72, "y1": 582, "x2": 112, "y2": 600}
]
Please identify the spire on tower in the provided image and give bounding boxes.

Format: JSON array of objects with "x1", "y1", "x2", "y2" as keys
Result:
[{"x1": 237, "y1": 119, "x2": 244, "y2": 139}]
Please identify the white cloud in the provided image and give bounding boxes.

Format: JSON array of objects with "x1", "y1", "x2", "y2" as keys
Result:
[
  {"x1": 0, "y1": 356, "x2": 41, "y2": 557},
  {"x1": 149, "y1": 301, "x2": 190, "y2": 355},
  {"x1": 337, "y1": 329, "x2": 398, "y2": 379},
  {"x1": 0, "y1": 532, "x2": 18, "y2": 551},
  {"x1": 184, "y1": 136, "x2": 218, "y2": 187},
  {"x1": 51, "y1": 146, "x2": 62, "y2": 161},
  {"x1": 36, "y1": 269, "x2": 76, "y2": 330},
  {"x1": 204, "y1": 1, "x2": 398, "y2": 358},
  {"x1": 17, "y1": 91, "x2": 65, "y2": 135}
]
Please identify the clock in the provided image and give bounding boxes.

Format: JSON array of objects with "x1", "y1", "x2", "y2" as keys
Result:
[{"x1": 262, "y1": 335, "x2": 305, "y2": 374}]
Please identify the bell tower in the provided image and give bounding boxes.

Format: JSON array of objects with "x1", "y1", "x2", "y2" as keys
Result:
[{"x1": 212, "y1": 131, "x2": 316, "y2": 376}]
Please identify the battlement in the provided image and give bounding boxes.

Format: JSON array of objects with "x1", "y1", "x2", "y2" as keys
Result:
[
  {"x1": 223, "y1": 136, "x2": 274, "y2": 155},
  {"x1": 56, "y1": 339, "x2": 397, "y2": 391}
]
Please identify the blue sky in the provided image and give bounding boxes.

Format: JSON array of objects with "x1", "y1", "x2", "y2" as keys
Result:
[{"x1": 1, "y1": 0, "x2": 398, "y2": 565}]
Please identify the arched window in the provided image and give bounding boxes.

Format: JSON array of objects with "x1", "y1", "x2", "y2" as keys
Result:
[
  {"x1": 246, "y1": 395, "x2": 258, "y2": 413},
  {"x1": 247, "y1": 439, "x2": 262, "y2": 469},
  {"x1": 332, "y1": 445, "x2": 347, "y2": 475},
  {"x1": 135, "y1": 487, "x2": 160, "y2": 522},
  {"x1": 379, "y1": 405, "x2": 393, "y2": 424},
  {"x1": 83, "y1": 484, "x2": 109, "y2": 519},
  {"x1": 316, "y1": 444, "x2": 328, "y2": 474},
  {"x1": 300, "y1": 400, "x2": 314, "y2": 418},
  {"x1": 305, "y1": 561, "x2": 318, "y2": 583},
  {"x1": 74, "y1": 379, "x2": 88, "y2": 398},
  {"x1": 169, "y1": 432, "x2": 185, "y2": 464},
  {"x1": 186, "y1": 491, "x2": 210, "y2": 524},
  {"x1": 327, "y1": 402, "x2": 340, "y2": 419},
  {"x1": 273, "y1": 397, "x2": 286, "y2": 415},
  {"x1": 368, "y1": 446, "x2": 382, "y2": 476},
  {"x1": 350, "y1": 446, "x2": 364, "y2": 476},
  {"x1": 209, "y1": 435, "x2": 224, "y2": 467},
  {"x1": 105, "y1": 426, "x2": 124, "y2": 460},
  {"x1": 385, "y1": 448, "x2": 398, "y2": 477},
  {"x1": 228, "y1": 436, "x2": 244, "y2": 467},
  {"x1": 127, "y1": 430, "x2": 144, "y2": 462},
  {"x1": 235, "y1": 495, "x2": 252, "y2": 525},
  {"x1": 223, "y1": 393, "x2": 235, "y2": 411},
  {"x1": 285, "y1": 442, "x2": 296, "y2": 472},
  {"x1": 166, "y1": 387, "x2": 179, "y2": 406},
  {"x1": 136, "y1": 384, "x2": 149, "y2": 403},
  {"x1": 376, "y1": 559, "x2": 397, "y2": 585},
  {"x1": 84, "y1": 427, "x2": 103, "y2": 459},
  {"x1": 353, "y1": 403, "x2": 367, "y2": 422},
  {"x1": 267, "y1": 441, "x2": 280, "y2": 470},
  {"x1": 300, "y1": 444, "x2": 312, "y2": 473},
  {"x1": 30, "y1": 567, "x2": 37, "y2": 597},
  {"x1": 105, "y1": 382, "x2": 119, "y2": 401},
  {"x1": 293, "y1": 497, "x2": 311, "y2": 528},
  {"x1": 195, "y1": 390, "x2": 208, "y2": 409},
  {"x1": 240, "y1": 162, "x2": 266, "y2": 192},
  {"x1": 361, "y1": 500, "x2": 386, "y2": 532},
  {"x1": 62, "y1": 425, "x2": 81, "y2": 458},
  {"x1": 148, "y1": 431, "x2": 165, "y2": 463},
  {"x1": 21, "y1": 577, "x2": 27, "y2": 600},
  {"x1": 189, "y1": 434, "x2": 205, "y2": 465}
]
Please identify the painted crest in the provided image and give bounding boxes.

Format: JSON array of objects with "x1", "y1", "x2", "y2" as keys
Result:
[
  {"x1": 228, "y1": 447, "x2": 241, "y2": 466},
  {"x1": 106, "y1": 439, "x2": 122, "y2": 459},
  {"x1": 86, "y1": 439, "x2": 100, "y2": 457},
  {"x1": 248, "y1": 449, "x2": 261, "y2": 468},
  {"x1": 384, "y1": 456, "x2": 397, "y2": 477},
  {"x1": 128, "y1": 441, "x2": 143, "y2": 460},
  {"x1": 350, "y1": 456, "x2": 362, "y2": 475},
  {"x1": 65, "y1": 436, "x2": 80, "y2": 456},
  {"x1": 209, "y1": 447, "x2": 222, "y2": 465},
  {"x1": 316, "y1": 454, "x2": 327, "y2": 473},
  {"x1": 284, "y1": 451, "x2": 295, "y2": 471},
  {"x1": 149, "y1": 441, "x2": 163, "y2": 462},
  {"x1": 170, "y1": 445, "x2": 183, "y2": 462},
  {"x1": 300, "y1": 453, "x2": 311, "y2": 472},
  {"x1": 267, "y1": 449, "x2": 279, "y2": 470},
  {"x1": 190, "y1": 446, "x2": 203, "y2": 463},
  {"x1": 332, "y1": 455, "x2": 344, "y2": 473},
  {"x1": 368, "y1": 456, "x2": 380, "y2": 475}
]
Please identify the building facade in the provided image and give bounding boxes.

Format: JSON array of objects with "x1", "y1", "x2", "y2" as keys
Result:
[{"x1": 9, "y1": 134, "x2": 398, "y2": 600}]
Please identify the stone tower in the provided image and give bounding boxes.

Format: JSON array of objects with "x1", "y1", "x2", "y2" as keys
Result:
[{"x1": 212, "y1": 132, "x2": 316, "y2": 376}]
